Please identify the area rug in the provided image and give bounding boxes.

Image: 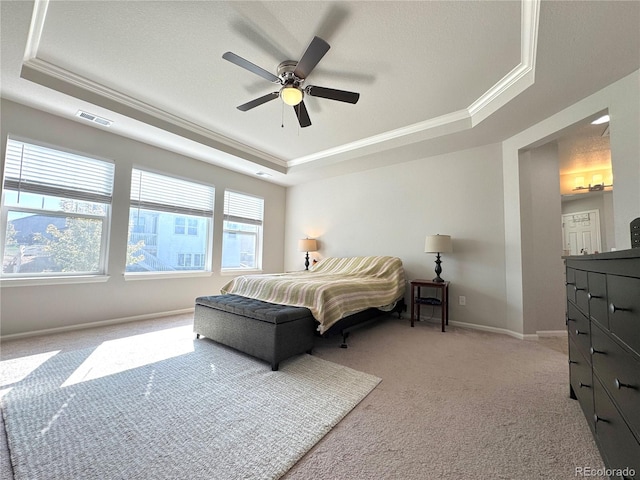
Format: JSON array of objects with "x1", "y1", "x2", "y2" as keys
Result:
[{"x1": 1, "y1": 330, "x2": 380, "y2": 480}]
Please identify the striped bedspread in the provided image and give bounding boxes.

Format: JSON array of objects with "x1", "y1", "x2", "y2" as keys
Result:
[{"x1": 221, "y1": 256, "x2": 406, "y2": 333}]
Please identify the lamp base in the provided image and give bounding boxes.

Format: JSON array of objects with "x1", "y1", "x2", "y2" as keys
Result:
[{"x1": 433, "y1": 252, "x2": 445, "y2": 283}]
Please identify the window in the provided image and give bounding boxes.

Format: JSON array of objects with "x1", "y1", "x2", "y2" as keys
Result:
[
  {"x1": 174, "y1": 217, "x2": 198, "y2": 236},
  {"x1": 221, "y1": 190, "x2": 264, "y2": 270},
  {"x1": 126, "y1": 169, "x2": 214, "y2": 273},
  {"x1": 177, "y1": 253, "x2": 204, "y2": 268},
  {"x1": 1, "y1": 138, "x2": 114, "y2": 277}
]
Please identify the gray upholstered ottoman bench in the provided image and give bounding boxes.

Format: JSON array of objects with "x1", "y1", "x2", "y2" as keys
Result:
[{"x1": 194, "y1": 294, "x2": 316, "y2": 371}]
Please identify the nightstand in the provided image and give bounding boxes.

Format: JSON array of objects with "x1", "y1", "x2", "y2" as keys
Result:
[{"x1": 410, "y1": 279, "x2": 450, "y2": 332}]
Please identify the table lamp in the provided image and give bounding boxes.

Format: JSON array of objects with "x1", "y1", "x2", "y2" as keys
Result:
[
  {"x1": 424, "y1": 234, "x2": 453, "y2": 283},
  {"x1": 298, "y1": 238, "x2": 318, "y2": 270}
]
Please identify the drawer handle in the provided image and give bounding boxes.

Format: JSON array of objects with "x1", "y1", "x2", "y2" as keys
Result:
[
  {"x1": 587, "y1": 293, "x2": 601, "y2": 300},
  {"x1": 609, "y1": 302, "x2": 629, "y2": 314},
  {"x1": 579, "y1": 381, "x2": 591, "y2": 389},
  {"x1": 574, "y1": 286, "x2": 586, "y2": 292},
  {"x1": 575, "y1": 329, "x2": 587, "y2": 336},
  {"x1": 566, "y1": 281, "x2": 576, "y2": 286},
  {"x1": 568, "y1": 359, "x2": 578, "y2": 365},
  {"x1": 593, "y1": 414, "x2": 608, "y2": 423},
  {"x1": 566, "y1": 316, "x2": 576, "y2": 323},
  {"x1": 614, "y1": 378, "x2": 636, "y2": 390},
  {"x1": 590, "y1": 347, "x2": 605, "y2": 355}
]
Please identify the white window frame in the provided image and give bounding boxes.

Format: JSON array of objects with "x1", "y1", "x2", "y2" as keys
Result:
[
  {"x1": 1, "y1": 137, "x2": 114, "y2": 281},
  {"x1": 125, "y1": 168, "x2": 214, "y2": 278},
  {"x1": 221, "y1": 190, "x2": 264, "y2": 272}
]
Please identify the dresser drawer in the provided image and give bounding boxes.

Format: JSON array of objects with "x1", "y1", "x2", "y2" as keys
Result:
[
  {"x1": 575, "y1": 269, "x2": 590, "y2": 314},
  {"x1": 568, "y1": 302, "x2": 591, "y2": 360},
  {"x1": 588, "y1": 272, "x2": 608, "y2": 329},
  {"x1": 607, "y1": 275, "x2": 640, "y2": 356},
  {"x1": 591, "y1": 322, "x2": 640, "y2": 440},
  {"x1": 593, "y1": 377, "x2": 640, "y2": 477},
  {"x1": 566, "y1": 267, "x2": 577, "y2": 304},
  {"x1": 569, "y1": 337, "x2": 595, "y2": 433}
]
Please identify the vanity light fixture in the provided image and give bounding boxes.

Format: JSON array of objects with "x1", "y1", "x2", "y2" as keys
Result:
[{"x1": 591, "y1": 114, "x2": 609, "y2": 125}]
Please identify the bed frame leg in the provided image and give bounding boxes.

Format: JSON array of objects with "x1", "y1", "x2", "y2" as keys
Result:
[
  {"x1": 340, "y1": 331, "x2": 350, "y2": 348},
  {"x1": 196, "y1": 333, "x2": 200, "y2": 339}
]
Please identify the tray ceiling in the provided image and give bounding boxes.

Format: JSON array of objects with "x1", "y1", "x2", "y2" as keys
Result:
[{"x1": 1, "y1": 1, "x2": 639, "y2": 185}]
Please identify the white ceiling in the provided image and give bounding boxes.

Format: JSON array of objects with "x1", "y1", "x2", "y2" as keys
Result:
[{"x1": 1, "y1": 0, "x2": 639, "y2": 186}]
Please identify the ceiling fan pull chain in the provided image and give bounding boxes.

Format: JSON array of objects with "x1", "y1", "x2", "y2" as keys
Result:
[{"x1": 281, "y1": 101, "x2": 285, "y2": 128}]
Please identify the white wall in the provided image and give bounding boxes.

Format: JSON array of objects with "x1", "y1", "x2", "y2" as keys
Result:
[
  {"x1": 287, "y1": 70, "x2": 639, "y2": 338},
  {"x1": 503, "y1": 69, "x2": 640, "y2": 335},
  {"x1": 3, "y1": 70, "x2": 637, "y2": 339},
  {"x1": 519, "y1": 143, "x2": 566, "y2": 334},
  {"x1": 285, "y1": 143, "x2": 509, "y2": 332},
  {"x1": 0, "y1": 100, "x2": 286, "y2": 337}
]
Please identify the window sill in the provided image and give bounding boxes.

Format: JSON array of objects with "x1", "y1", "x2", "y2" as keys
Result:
[
  {"x1": 220, "y1": 269, "x2": 263, "y2": 276},
  {"x1": 124, "y1": 271, "x2": 213, "y2": 281},
  {"x1": 0, "y1": 275, "x2": 110, "y2": 287}
]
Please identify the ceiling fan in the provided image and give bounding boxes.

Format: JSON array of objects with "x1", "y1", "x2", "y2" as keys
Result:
[{"x1": 222, "y1": 36, "x2": 360, "y2": 128}]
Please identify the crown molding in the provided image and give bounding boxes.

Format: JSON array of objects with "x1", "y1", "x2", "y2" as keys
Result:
[
  {"x1": 21, "y1": 57, "x2": 287, "y2": 171},
  {"x1": 468, "y1": 0, "x2": 540, "y2": 123},
  {"x1": 288, "y1": 0, "x2": 541, "y2": 168},
  {"x1": 287, "y1": 109, "x2": 472, "y2": 168},
  {"x1": 22, "y1": 0, "x2": 286, "y2": 172},
  {"x1": 23, "y1": 0, "x2": 540, "y2": 174}
]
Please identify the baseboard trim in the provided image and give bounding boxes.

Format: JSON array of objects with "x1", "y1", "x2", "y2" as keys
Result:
[
  {"x1": 536, "y1": 330, "x2": 567, "y2": 338},
  {"x1": 419, "y1": 316, "x2": 562, "y2": 341},
  {"x1": 447, "y1": 320, "x2": 538, "y2": 340},
  {"x1": 5, "y1": 311, "x2": 568, "y2": 342},
  {"x1": 0, "y1": 308, "x2": 195, "y2": 341}
]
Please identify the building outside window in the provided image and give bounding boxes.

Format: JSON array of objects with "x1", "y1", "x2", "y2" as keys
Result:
[
  {"x1": 221, "y1": 190, "x2": 264, "y2": 270},
  {"x1": 126, "y1": 169, "x2": 214, "y2": 273},
  {"x1": 1, "y1": 138, "x2": 114, "y2": 277},
  {"x1": 174, "y1": 217, "x2": 198, "y2": 235}
]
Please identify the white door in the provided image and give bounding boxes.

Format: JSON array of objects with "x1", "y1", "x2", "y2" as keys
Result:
[{"x1": 562, "y1": 209, "x2": 602, "y2": 255}]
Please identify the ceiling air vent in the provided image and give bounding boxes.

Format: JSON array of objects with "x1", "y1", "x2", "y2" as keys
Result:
[{"x1": 76, "y1": 110, "x2": 113, "y2": 127}]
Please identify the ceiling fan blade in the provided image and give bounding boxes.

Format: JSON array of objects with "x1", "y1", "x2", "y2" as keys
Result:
[
  {"x1": 306, "y1": 85, "x2": 360, "y2": 104},
  {"x1": 293, "y1": 36, "x2": 330, "y2": 79},
  {"x1": 237, "y1": 92, "x2": 279, "y2": 111},
  {"x1": 222, "y1": 52, "x2": 280, "y2": 83},
  {"x1": 294, "y1": 101, "x2": 312, "y2": 128}
]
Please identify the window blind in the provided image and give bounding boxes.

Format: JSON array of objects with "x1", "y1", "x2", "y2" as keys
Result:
[
  {"x1": 130, "y1": 169, "x2": 214, "y2": 217},
  {"x1": 3, "y1": 138, "x2": 115, "y2": 204},
  {"x1": 223, "y1": 190, "x2": 264, "y2": 226}
]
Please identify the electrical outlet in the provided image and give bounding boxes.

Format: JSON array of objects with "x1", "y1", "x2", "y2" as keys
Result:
[{"x1": 459, "y1": 296, "x2": 466, "y2": 306}]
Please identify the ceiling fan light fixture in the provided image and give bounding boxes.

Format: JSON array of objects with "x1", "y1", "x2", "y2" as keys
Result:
[{"x1": 280, "y1": 86, "x2": 303, "y2": 106}]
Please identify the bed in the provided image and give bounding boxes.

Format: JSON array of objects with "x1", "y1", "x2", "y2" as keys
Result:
[
  {"x1": 194, "y1": 256, "x2": 406, "y2": 370},
  {"x1": 221, "y1": 255, "x2": 406, "y2": 334}
]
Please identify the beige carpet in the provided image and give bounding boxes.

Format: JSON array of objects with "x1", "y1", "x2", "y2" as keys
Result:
[
  {"x1": 1, "y1": 322, "x2": 379, "y2": 480},
  {"x1": 284, "y1": 317, "x2": 604, "y2": 480},
  {"x1": 1, "y1": 313, "x2": 604, "y2": 480}
]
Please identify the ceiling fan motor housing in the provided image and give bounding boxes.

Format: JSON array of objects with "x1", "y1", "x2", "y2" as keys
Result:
[{"x1": 277, "y1": 61, "x2": 302, "y2": 88}]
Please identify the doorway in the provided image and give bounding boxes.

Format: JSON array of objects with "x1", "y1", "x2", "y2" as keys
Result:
[{"x1": 562, "y1": 209, "x2": 602, "y2": 255}]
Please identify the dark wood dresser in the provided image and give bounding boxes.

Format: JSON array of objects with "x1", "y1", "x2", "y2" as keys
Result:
[{"x1": 565, "y1": 249, "x2": 640, "y2": 479}]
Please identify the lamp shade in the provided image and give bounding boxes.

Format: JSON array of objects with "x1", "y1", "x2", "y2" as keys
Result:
[
  {"x1": 298, "y1": 238, "x2": 317, "y2": 252},
  {"x1": 424, "y1": 234, "x2": 452, "y2": 253}
]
